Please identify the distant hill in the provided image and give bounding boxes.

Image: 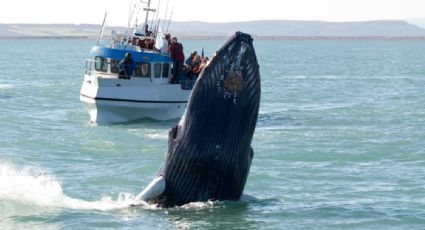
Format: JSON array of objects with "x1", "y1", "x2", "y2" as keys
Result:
[
  {"x1": 0, "y1": 23, "x2": 124, "y2": 38},
  {"x1": 407, "y1": 18, "x2": 425, "y2": 29},
  {"x1": 1, "y1": 20, "x2": 425, "y2": 39},
  {"x1": 170, "y1": 20, "x2": 425, "y2": 38}
]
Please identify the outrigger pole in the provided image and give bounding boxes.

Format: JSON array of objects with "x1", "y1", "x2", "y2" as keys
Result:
[
  {"x1": 165, "y1": 6, "x2": 174, "y2": 33},
  {"x1": 128, "y1": 1, "x2": 137, "y2": 30},
  {"x1": 155, "y1": 0, "x2": 168, "y2": 37},
  {"x1": 96, "y1": 11, "x2": 108, "y2": 46},
  {"x1": 162, "y1": 0, "x2": 170, "y2": 31},
  {"x1": 152, "y1": 0, "x2": 162, "y2": 36},
  {"x1": 150, "y1": 0, "x2": 159, "y2": 31}
]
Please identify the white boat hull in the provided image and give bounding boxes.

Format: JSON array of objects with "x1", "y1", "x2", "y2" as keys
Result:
[
  {"x1": 80, "y1": 95, "x2": 187, "y2": 123},
  {"x1": 80, "y1": 75, "x2": 192, "y2": 123}
]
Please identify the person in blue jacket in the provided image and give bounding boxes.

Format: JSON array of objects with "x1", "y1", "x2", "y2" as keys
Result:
[{"x1": 119, "y1": 53, "x2": 136, "y2": 79}]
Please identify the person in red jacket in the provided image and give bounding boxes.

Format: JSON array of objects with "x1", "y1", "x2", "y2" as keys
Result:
[{"x1": 169, "y1": 37, "x2": 185, "y2": 83}]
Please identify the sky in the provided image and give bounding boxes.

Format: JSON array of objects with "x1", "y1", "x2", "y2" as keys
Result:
[{"x1": 0, "y1": 0, "x2": 424, "y2": 26}]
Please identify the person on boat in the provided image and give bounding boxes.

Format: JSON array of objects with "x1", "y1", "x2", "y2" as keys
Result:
[
  {"x1": 169, "y1": 37, "x2": 185, "y2": 83},
  {"x1": 131, "y1": 37, "x2": 139, "y2": 46},
  {"x1": 184, "y1": 50, "x2": 197, "y2": 77},
  {"x1": 199, "y1": 56, "x2": 209, "y2": 70},
  {"x1": 137, "y1": 39, "x2": 146, "y2": 49},
  {"x1": 165, "y1": 33, "x2": 172, "y2": 46},
  {"x1": 190, "y1": 55, "x2": 203, "y2": 79},
  {"x1": 118, "y1": 53, "x2": 136, "y2": 79},
  {"x1": 146, "y1": 38, "x2": 155, "y2": 50},
  {"x1": 185, "y1": 50, "x2": 197, "y2": 67},
  {"x1": 134, "y1": 24, "x2": 149, "y2": 37},
  {"x1": 141, "y1": 63, "x2": 149, "y2": 77},
  {"x1": 188, "y1": 56, "x2": 209, "y2": 79},
  {"x1": 144, "y1": 24, "x2": 152, "y2": 37}
]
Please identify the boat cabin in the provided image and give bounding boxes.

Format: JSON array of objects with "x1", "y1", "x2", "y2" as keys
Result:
[
  {"x1": 84, "y1": 45, "x2": 194, "y2": 90},
  {"x1": 85, "y1": 46, "x2": 170, "y2": 80}
]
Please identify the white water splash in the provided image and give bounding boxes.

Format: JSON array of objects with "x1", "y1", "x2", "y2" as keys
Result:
[
  {"x1": 179, "y1": 200, "x2": 217, "y2": 210},
  {"x1": 0, "y1": 163, "x2": 147, "y2": 211},
  {"x1": 0, "y1": 163, "x2": 239, "y2": 213},
  {"x1": 0, "y1": 84, "x2": 13, "y2": 89},
  {"x1": 146, "y1": 133, "x2": 168, "y2": 139}
]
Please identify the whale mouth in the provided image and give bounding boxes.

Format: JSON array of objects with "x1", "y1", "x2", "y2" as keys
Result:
[{"x1": 190, "y1": 32, "x2": 259, "y2": 107}]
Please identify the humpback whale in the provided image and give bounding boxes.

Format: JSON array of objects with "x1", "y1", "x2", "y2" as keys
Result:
[{"x1": 134, "y1": 32, "x2": 261, "y2": 207}]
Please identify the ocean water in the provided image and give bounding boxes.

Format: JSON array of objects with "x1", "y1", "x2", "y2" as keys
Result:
[{"x1": 0, "y1": 38, "x2": 425, "y2": 229}]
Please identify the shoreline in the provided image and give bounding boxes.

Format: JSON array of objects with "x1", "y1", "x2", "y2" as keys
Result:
[{"x1": 2, "y1": 35, "x2": 425, "y2": 40}]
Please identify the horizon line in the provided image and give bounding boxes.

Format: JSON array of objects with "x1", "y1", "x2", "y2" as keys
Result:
[{"x1": 0, "y1": 18, "x2": 419, "y2": 26}]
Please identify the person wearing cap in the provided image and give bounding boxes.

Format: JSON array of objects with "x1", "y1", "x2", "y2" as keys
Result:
[
  {"x1": 184, "y1": 50, "x2": 197, "y2": 78},
  {"x1": 185, "y1": 50, "x2": 197, "y2": 66},
  {"x1": 118, "y1": 53, "x2": 136, "y2": 79},
  {"x1": 169, "y1": 37, "x2": 185, "y2": 83}
]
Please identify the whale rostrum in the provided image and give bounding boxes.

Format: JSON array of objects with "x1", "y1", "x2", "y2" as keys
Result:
[{"x1": 134, "y1": 32, "x2": 261, "y2": 207}]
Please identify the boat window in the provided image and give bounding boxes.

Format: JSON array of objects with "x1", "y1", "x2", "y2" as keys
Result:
[
  {"x1": 154, "y1": 63, "x2": 161, "y2": 78},
  {"x1": 136, "y1": 62, "x2": 151, "y2": 78},
  {"x1": 162, "y1": 63, "x2": 170, "y2": 79},
  {"x1": 111, "y1": 59, "x2": 120, "y2": 74},
  {"x1": 94, "y1": 56, "x2": 107, "y2": 72}
]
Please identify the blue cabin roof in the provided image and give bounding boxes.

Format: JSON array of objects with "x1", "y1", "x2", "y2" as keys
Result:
[{"x1": 89, "y1": 46, "x2": 172, "y2": 63}]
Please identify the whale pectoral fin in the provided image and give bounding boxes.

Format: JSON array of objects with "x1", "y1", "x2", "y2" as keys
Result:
[{"x1": 134, "y1": 176, "x2": 165, "y2": 203}]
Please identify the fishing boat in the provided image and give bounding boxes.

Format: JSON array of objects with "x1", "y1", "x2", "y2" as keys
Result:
[{"x1": 79, "y1": 0, "x2": 195, "y2": 123}]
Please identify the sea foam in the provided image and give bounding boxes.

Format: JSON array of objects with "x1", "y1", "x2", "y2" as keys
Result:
[
  {"x1": 0, "y1": 163, "x2": 143, "y2": 211},
  {"x1": 0, "y1": 84, "x2": 13, "y2": 89},
  {"x1": 0, "y1": 163, "x2": 237, "y2": 212}
]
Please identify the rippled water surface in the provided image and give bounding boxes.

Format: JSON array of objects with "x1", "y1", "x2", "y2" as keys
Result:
[{"x1": 1, "y1": 38, "x2": 425, "y2": 229}]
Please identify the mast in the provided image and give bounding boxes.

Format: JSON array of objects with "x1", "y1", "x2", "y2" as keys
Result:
[{"x1": 143, "y1": 0, "x2": 156, "y2": 31}]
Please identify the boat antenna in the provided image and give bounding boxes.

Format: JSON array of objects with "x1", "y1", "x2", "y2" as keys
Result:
[
  {"x1": 96, "y1": 11, "x2": 108, "y2": 46},
  {"x1": 142, "y1": 0, "x2": 156, "y2": 31},
  {"x1": 165, "y1": 6, "x2": 174, "y2": 33}
]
